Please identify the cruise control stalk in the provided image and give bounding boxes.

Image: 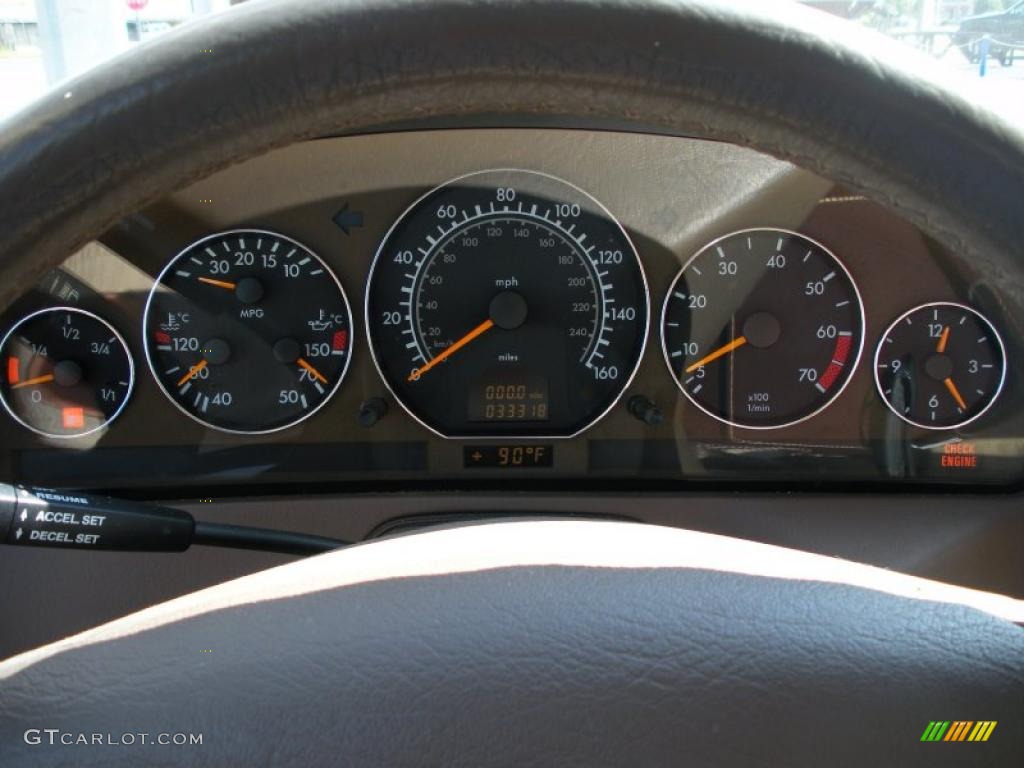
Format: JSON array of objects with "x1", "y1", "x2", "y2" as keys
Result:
[{"x1": 0, "y1": 484, "x2": 348, "y2": 556}]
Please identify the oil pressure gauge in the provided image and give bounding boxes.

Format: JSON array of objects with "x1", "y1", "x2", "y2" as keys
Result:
[
  {"x1": 0, "y1": 307, "x2": 134, "y2": 438},
  {"x1": 875, "y1": 302, "x2": 1006, "y2": 430},
  {"x1": 144, "y1": 230, "x2": 353, "y2": 434}
]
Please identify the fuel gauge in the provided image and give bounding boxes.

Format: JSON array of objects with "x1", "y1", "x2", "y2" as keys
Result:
[
  {"x1": 0, "y1": 307, "x2": 134, "y2": 438},
  {"x1": 875, "y1": 302, "x2": 1006, "y2": 430}
]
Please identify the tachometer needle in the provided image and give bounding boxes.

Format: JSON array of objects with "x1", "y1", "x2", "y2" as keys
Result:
[
  {"x1": 297, "y1": 357, "x2": 328, "y2": 384},
  {"x1": 943, "y1": 377, "x2": 967, "y2": 411},
  {"x1": 936, "y1": 326, "x2": 950, "y2": 354},
  {"x1": 684, "y1": 336, "x2": 748, "y2": 375},
  {"x1": 10, "y1": 373, "x2": 54, "y2": 390},
  {"x1": 198, "y1": 276, "x2": 237, "y2": 290},
  {"x1": 177, "y1": 359, "x2": 208, "y2": 387},
  {"x1": 408, "y1": 318, "x2": 495, "y2": 382}
]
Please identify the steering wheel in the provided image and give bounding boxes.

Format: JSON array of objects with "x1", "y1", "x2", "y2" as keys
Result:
[{"x1": 0, "y1": 1, "x2": 1021, "y2": 765}]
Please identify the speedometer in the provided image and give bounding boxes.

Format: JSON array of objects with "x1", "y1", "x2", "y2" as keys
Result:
[{"x1": 366, "y1": 169, "x2": 649, "y2": 438}]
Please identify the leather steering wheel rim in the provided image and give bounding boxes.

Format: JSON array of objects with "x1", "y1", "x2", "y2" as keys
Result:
[
  {"x1": 0, "y1": 0, "x2": 1023, "y2": 310},
  {"x1": 0, "y1": 1, "x2": 1022, "y2": 765},
  {"x1": 1, "y1": 520, "x2": 1023, "y2": 765}
]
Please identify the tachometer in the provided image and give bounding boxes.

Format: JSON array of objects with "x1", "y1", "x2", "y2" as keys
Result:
[
  {"x1": 366, "y1": 169, "x2": 649, "y2": 438},
  {"x1": 144, "y1": 230, "x2": 352, "y2": 434},
  {"x1": 661, "y1": 229, "x2": 864, "y2": 429}
]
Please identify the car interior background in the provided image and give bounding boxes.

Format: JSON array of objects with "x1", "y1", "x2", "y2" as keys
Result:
[{"x1": 0, "y1": 1, "x2": 1021, "y2": 765}]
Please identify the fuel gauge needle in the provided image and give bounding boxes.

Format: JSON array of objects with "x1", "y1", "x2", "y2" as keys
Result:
[
  {"x1": 944, "y1": 377, "x2": 968, "y2": 411},
  {"x1": 408, "y1": 318, "x2": 495, "y2": 382},
  {"x1": 297, "y1": 357, "x2": 328, "y2": 384},
  {"x1": 10, "y1": 374, "x2": 54, "y2": 390},
  {"x1": 685, "y1": 336, "x2": 747, "y2": 375}
]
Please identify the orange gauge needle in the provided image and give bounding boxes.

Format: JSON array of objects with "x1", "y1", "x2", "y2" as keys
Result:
[
  {"x1": 408, "y1": 318, "x2": 496, "y2": 382},
  {"x1": 198, "y1": 276, "x2": 237, "y2": 290},
  {"x1": 177, "y1": 359, "x2": 208, "y2": 387},
  {"x1": 944, "y1": 377, "x2": 968, "y2": 411},
  {"x1": 684, "y1": 336, "x2": 748, "y2": 375},
  {"x1": 10, "y1": 373, "x2": 54, "y2": 390},
  {"x1": 936, "y1": 326, "x2": 950, "y2": 354},
  {"x1": 297, "y1": 357, "x2": 328, "y2": 384}
]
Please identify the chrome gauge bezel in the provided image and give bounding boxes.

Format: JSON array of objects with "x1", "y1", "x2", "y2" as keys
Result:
[
  {"x1": 0, "y1": 306, "x2": 135, "y2": 439},
  {"x1": 659, "y1": 227, "x2": 867, "y2": 431},
  {"x1": 142, "y1": 228, "x2": 354, "y2": 436},
  {"x1": 364, "y1": 168, "x2": 651, "y2": 440}
]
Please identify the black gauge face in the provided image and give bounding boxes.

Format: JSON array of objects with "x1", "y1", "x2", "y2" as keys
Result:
[
  {"x1": 366, "y1": 169, "x2": 649, "y2": 438},
  {"x1": 661, "y1": 229, "x2": 865, "y2": 429},
  {"x1": 144, "y1": 230, "x2": 353, "y2": 434},
  {"x1": 0, "y1": 308, "x2": 133, "y2": 438},
  {"x1": 875, "y1": 303, "x2": 1006, "y2": 430}
]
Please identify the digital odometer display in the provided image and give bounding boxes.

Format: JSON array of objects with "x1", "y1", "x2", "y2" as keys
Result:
[
  {"x1": 468, "y1": 370, "x2": 549, "y2": 422},
  {"x1": 661, "y1": 229, "x2": 865, "y2": 429},
  {"x1": 366, "y1": 169, "x2": 649, "y2": 438}
]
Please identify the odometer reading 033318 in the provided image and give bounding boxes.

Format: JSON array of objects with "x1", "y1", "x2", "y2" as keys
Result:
[
  {"x1": 661, "y1": 229, "x2": 865, "y2": 429},
  {"x1": 366, "y1": 169, "x2": 649, "y2": 438},
  {"x1": 144, "y1": 230, "x2": 353, "y2": 434}
]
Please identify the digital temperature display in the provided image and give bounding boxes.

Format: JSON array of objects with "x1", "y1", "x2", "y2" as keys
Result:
[{"x1": 464, "y1": 445, "x2": 554, "y2": 469}]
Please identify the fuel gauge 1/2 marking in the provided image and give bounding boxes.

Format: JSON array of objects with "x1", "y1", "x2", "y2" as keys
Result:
[
  {"x1": 875, "y1": 302, "x2": 1006, "y2": 430},
  {"x1": 0, "y1": 307, "x2": 134, "y2": 438}
]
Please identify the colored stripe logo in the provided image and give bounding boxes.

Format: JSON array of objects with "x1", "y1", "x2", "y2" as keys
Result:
[{"x1": 921, "y1": 721, "x2": 997, "y2": 742}]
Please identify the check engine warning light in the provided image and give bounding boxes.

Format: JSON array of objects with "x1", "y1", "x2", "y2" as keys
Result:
[{"x1": 940, "y1": 441, "x2": 978, "y2": 470}]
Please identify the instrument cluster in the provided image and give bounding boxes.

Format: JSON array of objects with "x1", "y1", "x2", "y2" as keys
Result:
[{"x1": 0, "y1": 130, "x2": 1019, "y2": 491}]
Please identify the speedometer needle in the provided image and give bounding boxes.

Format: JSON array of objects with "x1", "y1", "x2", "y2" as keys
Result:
[
  {"x1": 297, "y1": 357, "x2": 328, "y2": 384},
  {"x1": 944, "y1": 377, "x2": 967, "y2": 411},
  {"x1": 684, "y1": 336, "x2": 748, "y2": 375},
  {"x1": 408, "y1": 318, "x2": 495, "y2": 382},
  {"x1": 11, "y1": 373, "x2": 54, "y2": 389}
]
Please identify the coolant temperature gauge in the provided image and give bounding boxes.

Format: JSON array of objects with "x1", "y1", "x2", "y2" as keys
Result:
[
  {"x1": 0, "y1": 307, "x2": 134, "y2": 438},
  {"x1": 143, "y1": 230, "x2": 353, "y2": 434}
]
